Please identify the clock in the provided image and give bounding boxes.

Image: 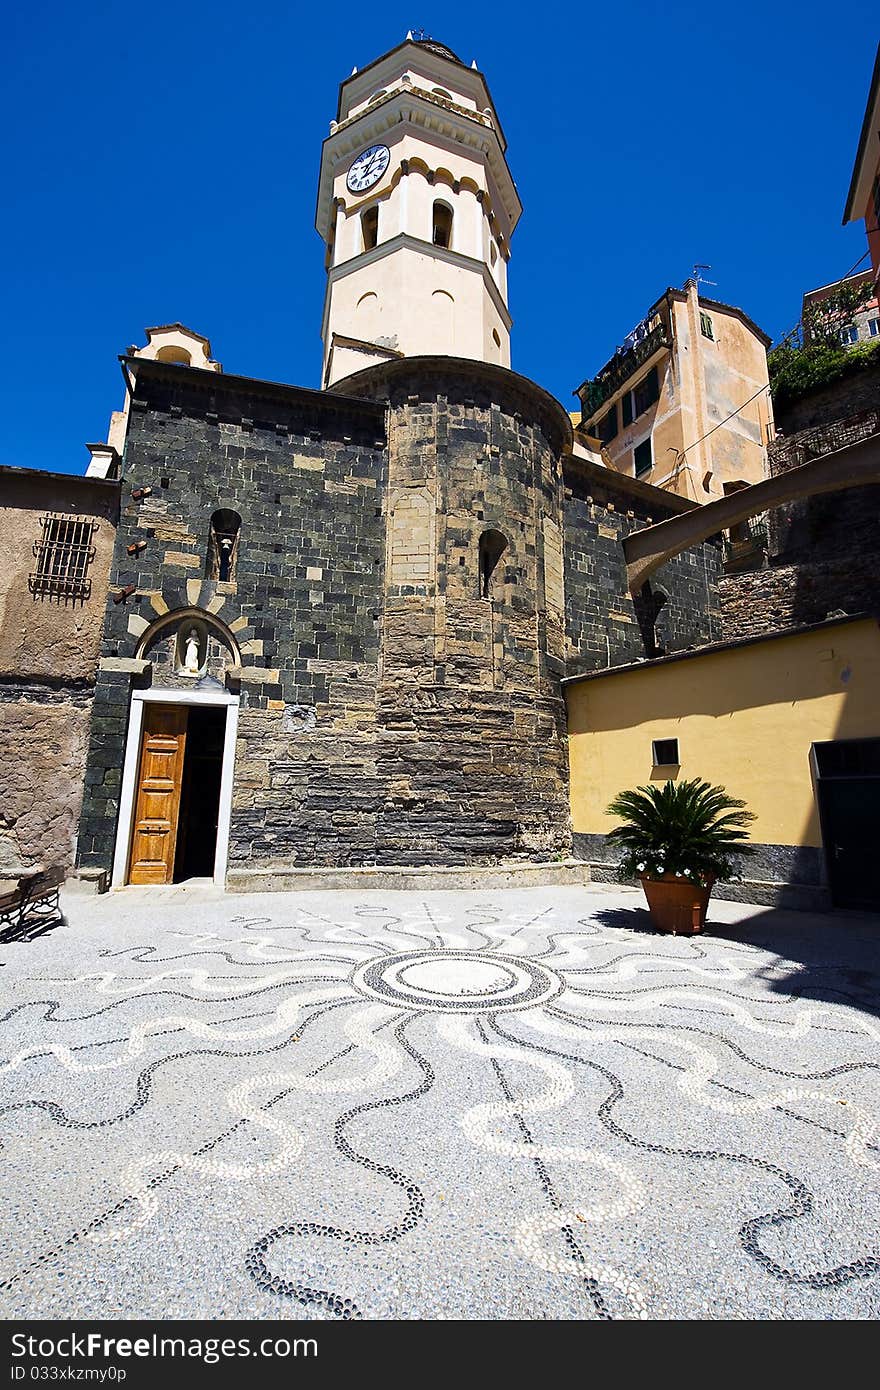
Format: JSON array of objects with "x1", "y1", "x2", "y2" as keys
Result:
[{"x1": 346, "y1": 144, "x2": 391, "y2": 194}]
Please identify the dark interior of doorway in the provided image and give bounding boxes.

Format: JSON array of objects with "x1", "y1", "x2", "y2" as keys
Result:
[{"x1": 175, "y1": 706, "x2": 225, "y2": 881}]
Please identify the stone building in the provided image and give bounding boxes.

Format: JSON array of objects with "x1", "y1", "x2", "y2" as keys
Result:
[
  {"x1": 575, "y1": 279, "x2": 774, "y2": 502},
  {"x1": 70, "y1": 35, "x2": 720, "y2": 891},
  {"x1": 74, "y1": 345, "x2": 718, "y2": 890},
  {"x1": 4, "y1": 31, "x2": 875, "y2": 913},
  {"x1": 0, "y1": 465, "x2": 118, "y2": 877}
]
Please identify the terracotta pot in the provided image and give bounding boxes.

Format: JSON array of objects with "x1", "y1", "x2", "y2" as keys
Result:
[{"x1": 639, "y1": 874, "x2": 714, "y2": 935}]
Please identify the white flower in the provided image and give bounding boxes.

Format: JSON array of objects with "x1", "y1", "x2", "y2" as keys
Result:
[{"x1": 636, "y1": 862, "x2": 646, "y2": 872}]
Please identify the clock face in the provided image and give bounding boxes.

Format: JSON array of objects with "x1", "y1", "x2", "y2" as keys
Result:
[{"x1": 346, "y1": 144, "x2": 391, "y2": 194}]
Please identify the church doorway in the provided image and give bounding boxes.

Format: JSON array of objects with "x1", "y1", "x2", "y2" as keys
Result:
[
  {"x1": 114, "y1": 690, "x2": 239, "y2": 889},
  {"x1": 174, "y1": 706, "x2": 226, "y2": 881}
]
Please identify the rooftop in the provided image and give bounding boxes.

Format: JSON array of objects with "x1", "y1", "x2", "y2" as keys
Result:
[{"x1": 562, "y1": 612, "x2": 875, "y2": 687}]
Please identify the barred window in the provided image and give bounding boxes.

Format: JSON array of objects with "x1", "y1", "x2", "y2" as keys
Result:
[{"x1": 29, "y1": 514, "x2": 97, "y2": 601}]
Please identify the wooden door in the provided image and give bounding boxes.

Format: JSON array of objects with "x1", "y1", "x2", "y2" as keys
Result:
[{"x1": 127, "y1": 706, "x2": 188, "y2": 884}]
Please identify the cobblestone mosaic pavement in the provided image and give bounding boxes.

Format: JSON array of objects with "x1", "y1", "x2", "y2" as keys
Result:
[{"x1": 0, "y1": 883, "x2": 878, "y2": 1320}]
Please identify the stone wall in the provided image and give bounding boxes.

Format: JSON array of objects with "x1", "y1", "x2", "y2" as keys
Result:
[
  {"x1": 719, "y1": 415, "x2": 880, "y2": 641},
  {"x1": 572, "y1": 831, "x2": 830, "y2": 912},
  {"x1": 321, "y1": 357, "x2": 574, "y2": 868},
  {"x1": 0, "y1": 682, "x2": 93, "y2": 874},
  {"x1": 0, "y1": 469, "x2": 119, "y2": 874},
  {"x1": 719, "y1": 551, "x2": 879, "y2": 641},
  {"x1": 563, "y1": 457, "x2": 723, "y2": 672},
  {"x1": 774, "y1": 358, "x2": 880, "y2": 434},
  {"x1": 77, "y1": 355, "x2": 728, "y2": 882},
  {"x1": 0, "y1": 471, "x2": 118, "y2": 683},
  {"x1": 77, "y1": 363, "x2": 387, "y2": 874}
]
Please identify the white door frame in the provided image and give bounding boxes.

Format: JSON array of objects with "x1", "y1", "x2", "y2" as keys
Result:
[{"x1": 112, "y1": 688, "x2": 240, "y2": 889}]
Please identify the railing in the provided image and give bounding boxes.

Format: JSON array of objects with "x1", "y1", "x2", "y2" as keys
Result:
[
  {"x1": 722, "y1": 517, "x2": 768, "y2": 567},
  {"x1": 578, "y1": 323, "x2": 671, "y2": 418},
  {"x1": 769, "y1": 408, "x2": 880, "y2": 476}
]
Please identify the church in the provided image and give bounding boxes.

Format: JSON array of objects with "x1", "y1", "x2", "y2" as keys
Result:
[
  {"x1": 4, "y1": 34, "x2": 878, "y2": 912},
  {"x1": 71, "y1": 35, "x2": 717, "y2": 891}
]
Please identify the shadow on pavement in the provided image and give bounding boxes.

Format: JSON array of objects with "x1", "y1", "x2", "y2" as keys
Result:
[{"x1": 589, "y1": 902, "x2": 880, "y2": 1020}]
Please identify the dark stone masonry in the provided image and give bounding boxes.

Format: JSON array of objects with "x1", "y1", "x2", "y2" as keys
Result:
[{"x1": 77, "y1": 355, "x2": 722, "y2": 881}]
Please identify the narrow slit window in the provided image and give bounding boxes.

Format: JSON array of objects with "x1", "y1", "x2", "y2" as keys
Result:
[
  {"x1": 362, "y1": 206, "x2": 379, "y2": 251},
  {"x1": 478, "y1": 528, "x2": 508, "y2": 599},
  {"x1": 29, "y1": 514, "x2": 97, "y2": 601}
]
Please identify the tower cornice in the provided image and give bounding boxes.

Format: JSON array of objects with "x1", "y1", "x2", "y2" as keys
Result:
[{"x1": 315, "y1": 89, "x2": 520, "y2": 242}]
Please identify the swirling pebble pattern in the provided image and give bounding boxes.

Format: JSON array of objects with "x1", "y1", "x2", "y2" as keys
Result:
[{"x1": 0, "y1": 881, "x2": 877, "y2": 1320}]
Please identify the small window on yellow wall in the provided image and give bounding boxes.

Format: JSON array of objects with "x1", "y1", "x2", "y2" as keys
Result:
[
  {"x1": 361, "y1": 206, "x2": 379, "y2": 251},
  {"x1": 700, "y1": 312, "x2": 714, "y2": 340},
  {"x1": 652, "y1": 738, "x2": 679, "y2": 767}
]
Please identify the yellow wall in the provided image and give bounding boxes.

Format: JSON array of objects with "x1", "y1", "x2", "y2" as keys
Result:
[{"x1": 566, "y1": 618, "x2": 880, "y2": 849}]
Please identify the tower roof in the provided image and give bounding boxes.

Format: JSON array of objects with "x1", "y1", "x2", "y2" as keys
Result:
[{"x1": 411, "y1": 37, "x2": 464, "y2": 66}]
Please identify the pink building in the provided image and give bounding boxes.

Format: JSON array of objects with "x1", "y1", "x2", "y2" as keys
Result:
[{"x1": 843, "y1": 42, "x2": 880, "y2": 289}]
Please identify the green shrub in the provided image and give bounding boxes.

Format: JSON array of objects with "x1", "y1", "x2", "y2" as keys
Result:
[
  {"x1": 769, "y1": 337, "x2": 880, "y2": 411},
  {"x1": 605, "y1": 778, "x2": 755, "y2": 884}
]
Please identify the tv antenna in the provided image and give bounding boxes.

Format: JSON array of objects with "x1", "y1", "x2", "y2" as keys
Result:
[{"x1": 693, "y1": 263, "x2": 717, "y2": 288}]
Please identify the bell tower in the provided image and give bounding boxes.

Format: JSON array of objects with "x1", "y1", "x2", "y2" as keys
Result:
[{"x1": 316, "y1": 35, "x2": 521, "y2": 387}]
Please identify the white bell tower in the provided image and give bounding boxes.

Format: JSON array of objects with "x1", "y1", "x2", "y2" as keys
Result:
[{"x1": 316, "y1": 35, "x2": 521, "y2": 387}]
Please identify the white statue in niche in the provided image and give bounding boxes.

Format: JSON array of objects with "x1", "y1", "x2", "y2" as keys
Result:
[{"x1": 177, "y1": 623, "x2": 205, "y2": 678}]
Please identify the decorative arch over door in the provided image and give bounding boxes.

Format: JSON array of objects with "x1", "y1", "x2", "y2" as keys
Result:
[{"x1": 135, "y1": 607, "x2": 242, "y2": 688}]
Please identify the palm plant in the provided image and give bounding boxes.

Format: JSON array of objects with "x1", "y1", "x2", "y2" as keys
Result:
[{"x1": 606, "y1": 778, "x2": 755, "y2": 885}]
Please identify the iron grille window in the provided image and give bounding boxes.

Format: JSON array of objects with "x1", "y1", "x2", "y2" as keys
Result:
[
  {"x1": 814, "y1": 739, "x2": 880, "y2": 779},
  {"x1": 29, "y1": 514, "x2": 97, "y2": 601}
]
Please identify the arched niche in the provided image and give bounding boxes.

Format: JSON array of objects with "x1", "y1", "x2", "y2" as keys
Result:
[
  {"x1": 479, "y1": 529, "x2": 508, "y2": 598},
  {"x1": 137, "y1": 608, "x2": 241, "y2": 688},
  {"x1": 155, "y1": 345, "x2": 192, "y2": 365}
]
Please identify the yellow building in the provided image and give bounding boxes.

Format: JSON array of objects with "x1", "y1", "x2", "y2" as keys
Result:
[
  {"x1": 575, "y1": 278, "x2": 774, "y2": 503},
  {"x1": 564, "y1": 614, "x2": 880, "y2": 912}
]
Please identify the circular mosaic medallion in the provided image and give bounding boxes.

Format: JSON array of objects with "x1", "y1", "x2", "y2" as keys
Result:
[{"x1": 352, "y1": 949, "x2": 564, "y2": 1014}]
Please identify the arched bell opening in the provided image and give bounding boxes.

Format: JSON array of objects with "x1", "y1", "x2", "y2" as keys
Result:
[{"x1": 208, "y1": 509, "x2": 242, "y2": 582}]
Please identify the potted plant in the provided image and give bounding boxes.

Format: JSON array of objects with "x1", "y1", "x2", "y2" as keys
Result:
[{"x1": 605, "y1": 778, "x2": 755, "y2": 934}]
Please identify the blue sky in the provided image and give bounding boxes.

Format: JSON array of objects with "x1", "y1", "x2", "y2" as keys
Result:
[{"x1": 2, "y1": 1, "x2": 876, "y2": 475}]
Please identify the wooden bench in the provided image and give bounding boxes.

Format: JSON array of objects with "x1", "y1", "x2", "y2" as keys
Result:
[{"x1": 0, "y1": 866, "x2": 65, "y2": 943}]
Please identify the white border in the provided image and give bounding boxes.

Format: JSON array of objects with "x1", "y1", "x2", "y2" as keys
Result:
[{"x1": 111, "y1": 688, "x2": 240, "y2": 890}]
